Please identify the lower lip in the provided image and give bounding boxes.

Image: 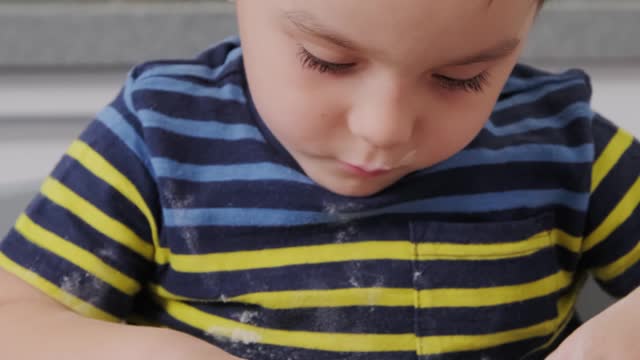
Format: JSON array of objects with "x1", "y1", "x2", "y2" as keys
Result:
[{"x1": 342, "y1": 162, "x2": 391, "y2": 177}]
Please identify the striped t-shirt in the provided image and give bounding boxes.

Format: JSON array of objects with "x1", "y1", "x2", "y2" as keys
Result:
[{"x1": 2, "y1": 37, "x2": 640, "y2": 360}]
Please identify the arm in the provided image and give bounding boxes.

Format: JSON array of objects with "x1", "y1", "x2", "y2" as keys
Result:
[
  {"x1": 546, "y1": 285, "x2": 640, "y2": 359},
  {"x1": 0, "y1": 268, "x2": 241, "y2": 360}
]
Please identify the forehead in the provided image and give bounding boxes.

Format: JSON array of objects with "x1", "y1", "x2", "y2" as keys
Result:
[{"x1": 270, "y1": 0, "x2": 537, "y2": 64}]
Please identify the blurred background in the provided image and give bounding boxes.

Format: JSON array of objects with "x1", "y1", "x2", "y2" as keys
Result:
[{"x1": 0, "y1": 0, "x2": 638, "y2": 321}]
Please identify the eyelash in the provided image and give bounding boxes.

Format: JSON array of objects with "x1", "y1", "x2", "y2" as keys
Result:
[
  {"x1": 434, "y1": 72, "x2": 490, "y2": 93},
  {"x1": 297, "y1": 47, "x2": 355, "y2": 74},
  {"x1": 297, "y1": 47, "x2": 490, "y2": 93}
]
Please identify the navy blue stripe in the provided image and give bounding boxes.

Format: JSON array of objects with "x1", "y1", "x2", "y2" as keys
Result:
[
  {"x1": 415, "y1": 247, "x2": 560, "y2": 288},
  {"x1": 1, "y1": 229, "x2": 133, "y2": 319},
  {"x1": 25, "y1": 193, "x2": 151, "y2": 280},
  {"x1": 584, "y1": 135, "x2": 640, "y2": 237},
  {"x1": 185, "y1": 295, "x2": 557, "y2": 336},
  {"x1": 163, "y1": 220, "x2": 408, "y2": 254},
  {"x1": 133, "y1": 298, "x2": 417, "y2": 360},
  {"x1": 494, "y1": 78, "x2": 591, "y2": 126},
  {"x1": 416, "y1": 295, "x2": 558, "y2": 335},
  {"x1": 155, "y1": 162, "x2": 590, "y2": 211},
  {"x1": 426, "y1": 143, "x2": 594, "y2": 173},
  {"x1": 486, "y1": 102, "x2": 593, "y2": 136},
  {"x1": 423, "y1": 335, "x2": 550, "y2": 360},
  {"x1": 411, "y1": 213, "x2": 552, "y2": 245},
  {"x1": 138, "y1": 109, "x2": 265, "y2": 142},
  {"x1": 50, "y1": 155, "x2": 153, "y2": 245},
  {"x1": 193, "y1": 303, "x2": 415, "y2": 334},
  {"x1": 583, "y1": 204, "x2": 640, "y2": 269},
  {"x1": 502, "y1": 68, "x2": 582, "y2": 94},
  {"x1": 163, "y1": 189, "x2": 588, "y2": 227},
  {"x1": 78, "y1": 120, "x2": 161, "y2": 239},
  {"x1": 129, "y1": 77, "x2": 246, "y2": 104},
  {"x1": 595, "y1": 259, "x2": 640, "y2": 298},
  {"x1": 132, "y1": 89, "x2": 253, "y2": 124},
  {"x1": 136, "y1": 46, "x2": 242, "y2": 82},
  {"x1": 94, "y1": 106, "x2": 155, "y2": 177},
  {"x1": 158, "y1": 260, "x2": 414, "y2": 299},
  {"x1": 146, "y1": 132, "x2": 278, "y2": 166},
  {"x1": 494, "y1": 78, "x2": 587, "y2": 112}
]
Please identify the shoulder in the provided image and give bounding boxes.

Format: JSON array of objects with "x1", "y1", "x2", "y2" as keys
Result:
[
  {"x1": 484, "y1": 63, "x2": 596, "y2": 145},
  {"x1": 497, "y1": 63, "x2": 593, "y2": 119},
  {"x1": 124, "y1": 36, "x2": 247, "y2": 113}
]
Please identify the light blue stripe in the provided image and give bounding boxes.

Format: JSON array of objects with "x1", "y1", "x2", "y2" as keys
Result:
[
  {"x1": 138, "y1": 109, "x2": 265, "y2": 142},
  {"x1": 152, "y1": 158, "x2": 313, "y2": 184},
  {"x1": 486, "y1": 102, "x2": 594, "y2": 136},
  {"x1": 494, "y1": 78, "x2": 586, "y2": 112},
  {"x1": 131, "y1": 77, "x2": 246, "y2": 103},
  {"x1": 136, "y1": 47, "x2": 242, "y2": 82},
  {"x1": 427, "y1": 143, "x2": 594, "y2": 173},
  {"x1": 371, "y1": 189, "x2": 589, "y2": 214},
  {"x1": 502, "y1": 71, "x2": 580, "y2": 94},
  {"x1": 164, "y1": 208, "x2": 332, "y2": 227},
  {"x1": 163, "y1": 189, "x2": 588, "y2": 227},
  {"x1": 95, "y1": 106, "x2": 154, "y2": 175}
]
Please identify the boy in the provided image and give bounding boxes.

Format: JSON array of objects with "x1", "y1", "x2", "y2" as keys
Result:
[{"x1": 1, "y1": 0, "x2": 639, "y2": 359}]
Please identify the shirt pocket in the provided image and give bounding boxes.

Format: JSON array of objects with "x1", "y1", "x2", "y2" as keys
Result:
[{"x1": 411, "y1": 213, "x2": 564, "y2": 336}]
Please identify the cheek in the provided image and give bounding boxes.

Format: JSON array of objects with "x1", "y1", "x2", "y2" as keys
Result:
[
  {"x1": 251, "y1": 65, "x2": 349, "y2": 144},
  {"x1": 417, "y1": 94, "x2": 495, "y2": 165}
]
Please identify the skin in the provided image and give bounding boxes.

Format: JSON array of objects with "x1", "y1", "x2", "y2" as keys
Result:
[{"x1": 237, "y1": 0, "x2": 538, "y2": 197}]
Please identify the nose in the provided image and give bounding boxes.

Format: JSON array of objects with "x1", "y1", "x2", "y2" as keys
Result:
[{"x1": 347, "y1": 78, "x2": 417, "y2": 149}]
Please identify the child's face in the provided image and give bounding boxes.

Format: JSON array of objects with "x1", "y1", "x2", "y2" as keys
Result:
[{"x1": 237, "y1": 0, "x2": 538, "y2": 197}]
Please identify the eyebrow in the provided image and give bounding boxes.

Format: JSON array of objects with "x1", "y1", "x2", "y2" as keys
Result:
[
  {"x1": 283, "y1": 10, "x2": 362, "y2": 51},
  {"x1": 283, "y1": 10, "x2": 521, "y2": 66},
  {"x1": 446, "y1": 38, "x2": 521, "y2": 66}
]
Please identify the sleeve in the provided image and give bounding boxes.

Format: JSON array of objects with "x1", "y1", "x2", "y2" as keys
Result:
[
  {"x1": 0, "y1": 68, "x2": 162, "y2": 322},
  {"x1": 581, "y1": 113, "x2": 640, "y2": 298}
]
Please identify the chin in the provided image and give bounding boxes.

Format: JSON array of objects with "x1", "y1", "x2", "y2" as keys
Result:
[{"x1": 320, "y1": 180, "x2": 389, "y2": 198}]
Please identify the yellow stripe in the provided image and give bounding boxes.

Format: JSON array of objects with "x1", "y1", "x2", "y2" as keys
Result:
[
  {"x1": 418, "y1": 286, "x2": 577, "y2": 355},
  {"x1": 0, "y1": 252, "x2": 118, "y2": 322},
  {"x1": 551, "y1": 229, "x2": 582, "y2": 254},
  {"x1": 420, "y1": 270, "x2": 572, "y2": 308},
  {"x1": 218, "y1": 271, "x2": 572, "y2": 309},
  {"x1": 159, "y1": 296, "x2": 417, "y2": 352},
  {"x1": 170, "y1": 241, "x2": 414, "y2": 273},
  {"x1": 156, "y1": 280, "x2": 577, "y2": 354},
  {"x1": 584, "y1": 177, "x2": 640, "y2": 252},
  {"x1": 591, "y1": 128, "x2": 634, "y2": 192},
  {"x1": 416, "y1": 231, "x2": 551, "y2": 260},
  {"x1": 14, "y1": 214, "x2": 140, "y2": 296},
  {"x1": 519, "y1": 280, "x2": 583, "y2": 359},
  {"x1": 66, "y1": 140, "x2": 164, "y2": 263},
  {"x1": 41, "y1": 177, "x2": 154, "y2": 260},
  {"x1": 169, "y1": 233, "x2": 553, "y2": 273},
  {"x1": 594, "y1": 238, "x2": 640, "y2": 281}
]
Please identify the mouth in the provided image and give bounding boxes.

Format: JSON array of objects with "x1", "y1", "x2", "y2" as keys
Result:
[
  {"x1": 340, "y1": 150, "x2": 416, "y2": 178},
  {"x1": 341, "y1": 162, "x2": 393, "y2": 177}
]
